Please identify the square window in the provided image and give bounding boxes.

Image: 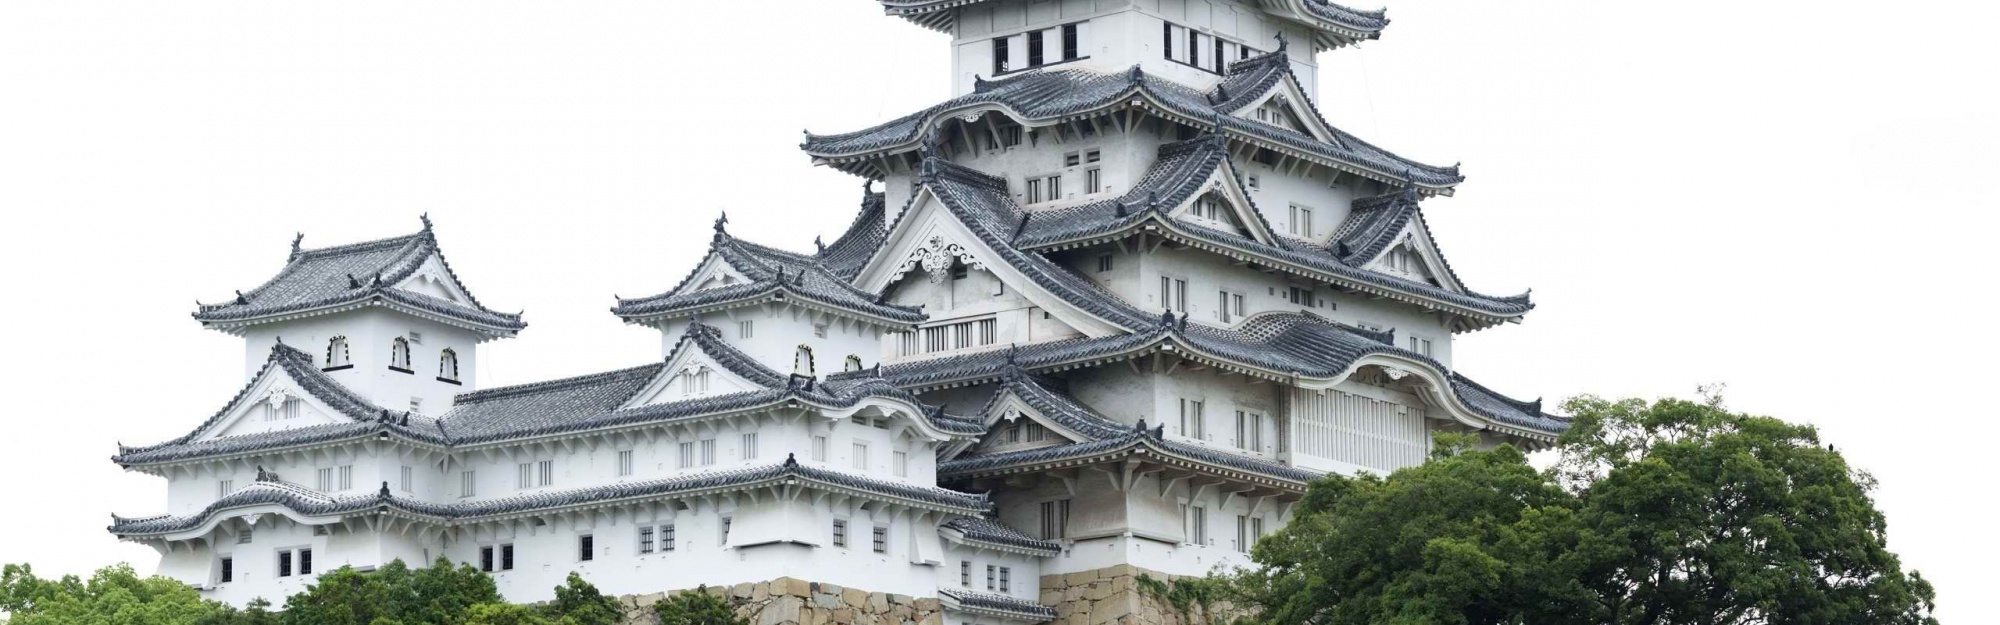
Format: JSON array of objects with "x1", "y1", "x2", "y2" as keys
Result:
[
  {"x1": 833, "y1": 519, "x2": 848, "y2": 548},
  {"x1": 639, "y1": 526, "x2": 655, "y2": 554},
  {"x1": 1096, "y1": 254, "x2": 1113, "y2": 273},
  {"x1": 872, "y1": 525, "x2": 889, "y2": 554},
  {"x1": 1065, "y1": 152, "x2": 1081, "y2": 167},
  {"x1": 578, "y1": 534, "x2": 594, "y2": 562}
]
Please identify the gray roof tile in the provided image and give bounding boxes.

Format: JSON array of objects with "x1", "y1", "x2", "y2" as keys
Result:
[
  {"x1": 940, "y1": 516, "x2": 1062, "y2": 556},
  {"x1": 613, "y1": 221, "x2": 924, "y2": 325},
  {"x1": 192, "y1": 219, "x2": 525, "y2": 334},
  {"x1": 938, "y1": 588, "x2": 1058, "y2": 621}
]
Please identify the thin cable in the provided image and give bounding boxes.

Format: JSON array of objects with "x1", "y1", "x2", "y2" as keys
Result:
[{"x1": 1355, "y1": 45, "x2": 1383, "y2": 138}]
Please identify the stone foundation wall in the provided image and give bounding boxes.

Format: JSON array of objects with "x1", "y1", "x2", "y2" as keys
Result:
[
  {"x1": 611, "y1": 578, "x2": 944, "y2": 625},
  {"x1": 1040, "y1": 565, "x2": 1252, "y2": 625}
]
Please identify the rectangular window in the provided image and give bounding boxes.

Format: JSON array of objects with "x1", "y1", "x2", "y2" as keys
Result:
[
  {"x1": 501, "y1": 544, "x2": 515, "y2": 571},
  {"x1": 317, "y1": 468, "x2": 333, "y2": 491},
  {"x1": 1237, "y1": 515, "x2": 1251, "y2": 552},
  {"x1": 814, "y1": 324, "x2": 828, "y2": 338},
  {"x1": 1000, "y1": 124, "x2": 1023, "y2": 147},
  {"x1": 617, "y1": 450, "x2": 634, "y2": 477},
  {"x1": 832, "y1": 519, "x2": 848, "y2": 548},
  {"x1": 1236, "y1": 411, "x2": 1264, "y2": 451},
  {"x1": 721, "y1": 518, "x2": 733, "y2": 545},
  {"x1": 1159, "y1": 276, "x2": 1187, "y2": 311},
  {"x1": 1025, "y1": 177, "x2": 1042, "y2": 204},
  {"x1": 1085, "y1": 167, "x2": 1101, "y2": 193},
  {"x1": 872, "y1": 525, "x2": 889, "y2": 554},
  {"x1": 277, "y1": 550, "x2": 293, "y2": 577},
  {"x1": 812, "y1": 436, "x2": 828, "y2": 462},
  {"x1": 399, "y1": 466, "x2": 413, "y2": 492},
  {"x1": 1000, "y1": 567, "x2": 1012, "y2": 593},
  {"x1": 986, "y1": 564, "x2": 997, "y2": 591},
  {"x1": 239, "y1": 530, "x2": 253, "y2": 544},
  {"x1": 337, "y1": 465, "x2": 352, "y2": 491},
  {"x1": 578, "y1": 534, "x2": 594, "y2": 562},
  {"x1": 460, "y1": 471, "x2": 476, "y2": 498},
  {"x1": 1289, "y1": 205, "x2": 1314, "y2": 237},
  {"x1": 960, "y1": 561, "x2": 972, "y2": 587},
  {"x1": 1027, "y1": 30, "x2": 1044, "y2": 67},
  {"x1": 661, "y1": 524, "x2": 677, "y2": 551},
  {"x1": 481, "y1": 545, "x2": 494, "y2": 571},
  {"x1": 1180, "y1": 398, "x2": 1205, "y2": 440},
  {"x1": 741, "y1": 433, "x2": 759, "y2": 460},
  {"x1": 852, "y1": 442, "x2": 869, "y2": 471},
  {"x1": 992, "y1": 36, "x2": 1011, "y2": 74},
  {"x1": 1408, "y1": 336, "x2": 1434, "y2": 358},
  {"x1": 1062, "y1": 23, "x2": 1080, "y2": 60},
  {"x1": 739, "y1": 320, "x2": 754, "y2": 339},
  {"x1": 1289, "y1": 286, "x2": 1314, "y2": 307},
  {"x1": 409, "y1": 397, "x2": 423, "y2": 414},
  {"x1": 1162, "y1": 23, "x2": 1174, "y2": 62},
  {"x1": 517, "y1": 463, "x2": 533, "y2": 489},
  {"x1": 538, "y1": 460, "x2": 553, "y2": 486},
  {"x1": 1039, "y1": 499, "x2": 1071, "y2": 539},
  {"x1": 678, "y1": 442, "x2": 695, "y2": 468},
  {"x1": 1190, "y1": 506, "x2": 1208, "y2": 545},
  {"x1": 1247, "y1": 174, "x2": 1260, "y2": 190},
  {"x1": 639, "y1": 525, "x2": 655, "y2": 554},
  {"x1": 1045, "y1": 174, "x2": 1062, "y2": 201},
  {"x1": 299, "y1": 548, "x2": 312, "y2": 575},
  {"x1": 1096, "y1": 254, "x2": 1113, "y2": 273},
  {"x1": 219, "y1": 557, "x2": 233, "y2": 583},
  {"x1": 893, "y1": 451, "x2": 908, "y2": 477},
  {"x1": 217, "y1": 480, "x2": 233, "y2": 498},
  {"x1": 1065, "y1": 152, "x2": 1081, "y2": 167},
  {"x1": 700, "y1": 439, "x2": 716, "y2": 465}
]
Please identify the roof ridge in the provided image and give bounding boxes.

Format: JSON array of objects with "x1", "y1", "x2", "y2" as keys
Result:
[{"x1": 452, "y1": 362, "x2": 663, "y2": 405}]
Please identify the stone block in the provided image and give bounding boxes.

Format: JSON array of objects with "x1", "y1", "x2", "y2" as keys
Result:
[
  {"x1": 1065, "y1": 570, "x2": 1099, "y2": 586},
  {"x1": 787, "y1": 578, "x2": 817, "y2": 597},
  {"x1": 867, "y1": 593, "x2": 889, "y2": 613},
  {"x1": 753, "y1": 583, "x2": 771, "y2": 602},
  {"x1": 912, "y1": 598, "x2": 939, "y2": 612},
  {"x1": 733, "y1": 583, "x2": 756, "y2": 599},
  {"x1": 760, "y1": 596, "x2": 804, "y2": 625},
  {"x1": 820, "y1": 583, "x2": 844, "y2": 596},
  {"x1": 842, "y1": 588, "x2": 869, "y2": 608},
  {"x1": 888, "y1": 594, "x2": 912, "y2": 606},
  {"x1": 1085, "y1": 581, "x2": 1115, "y2": 601},
  {"x1": 1064, "y1": 586, "x2": 1086, "y2": 601},
  {"x1": 635, "y1": 592, "x2": 666, "y2": 608},
  {"x1": 814, "y1": 593, "x2": 843, "y2": 609},
  {"x1": 832, "y1": 609, "x2": 857, "y2": 624}
]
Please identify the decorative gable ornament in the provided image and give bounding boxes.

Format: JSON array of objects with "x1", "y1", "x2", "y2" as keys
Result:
[
  {"x1": 261, "y1": 387, "x2": 296, "y2": 411},
  {"x1": 893, "y1": 235, "x2": 984, "y2": 284}
]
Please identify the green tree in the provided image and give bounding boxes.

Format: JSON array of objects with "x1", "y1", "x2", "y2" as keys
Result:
[
  {"x1": 1556, "y1": 392, "x2": 1937, "y2": 625},
  {"x1": 1231, "y1": 392, "x2": 1938, "y2": 625},
  {"x1": 652, "y1": 586, "x2": 745, "y2": 625},
  {"x1": 278, "y1": 557, "x2": 498, "y2": 625},
  {"x1": 1232, "y1": 434, "x2": 1592, "y2": 625},
  {"x1": 0, "y1": 563, "x2": 230, "y2": 625},
  {"x1": 541, "y1": 572, "x2": 622, "y2": 625}
]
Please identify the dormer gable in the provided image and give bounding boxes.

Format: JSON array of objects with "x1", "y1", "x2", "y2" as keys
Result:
[
  {"x1": 972, "y1": 390, "x2": 1087, "y2": 455},
  {"x1": 1233, "y1": 78, "x2": 1337, "y2": 145},
  {"x1": 187, "y1": 344, "x2": 383, "y2": 443},
  {"x1": 393, "y1": 253, "x2": 476, "y2": 304},
  {"x1": 684, "y1": 253, "x2": 754, "y2": 292},
  {"x1": 619, "y1": 325, "x2": 775, "y2": 409}
]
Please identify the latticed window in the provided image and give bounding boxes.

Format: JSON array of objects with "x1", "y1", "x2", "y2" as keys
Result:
[
  {"x1": 389, "y1": 338, "x2": 412, "y2": 372},
  {"x1": 438, "y1": 348, "x2": 459, "y2": 382},
  {"x1": 325, "y1": 336, "x2": 350, "y2": 369}
]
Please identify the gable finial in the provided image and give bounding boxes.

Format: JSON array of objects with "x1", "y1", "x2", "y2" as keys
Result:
[
  {"x1": 379, "y1": 481, "x2": 391, "y2": 498},
  {"x1": 290, "y1": 233, "x2": 305, "y2": 260},
  {"x1": 814, "y1": 235, "x2": 825, "y2": 254},
  {"x1": 784, "y1": 452, "x2": 798, "y2": 468},
  {"x1": 419, "y1": 212, "x2": 433, "y2": 232},
  {"x1": 774, "y1": 266, "x2": 784, "y2": 284},
  {"x1": 1273, "y1": 31, "x2": 1289, "y2": 55},
  {"x1": 1178, "y1": 312, "x2": 1189, "y2": 332},
  {"x1": 714, "y1": 212, "x2": 729, "y2": 234},
  {"x1": 1128, "y1": 64, "x2": 1144, "y2": 85},
  {"x1": 348, "y1": 273, "x2": 362, "y2": 289},
  {"x1": 794, "y1": 268, "x2": 806, "y2": 286},
  {"x1": 372, "y1": 272, "x2": 383, "y2": 287},
  {"x1": 1135, "y1": 419, "x2": 1147, "y2": 433},
  {"x1": 1160, "y1": 309, "x2": 1176, "y2": 328},
  {"x1": 1211, "y1": 84, "x2": 1228, "y2": 104},
  {"x1": 1005, "y1": 343, "x2": 1019, "y2": 365},
  {"x1": 1146, "y1": 190, "x2": 1160, "y2": 211},
  {"x1": 1403, "y1": 169, "x2": 1421, "y2": 200},
  {"x1": 234, "y1": 290, "x2": 249, "y2": 305}
]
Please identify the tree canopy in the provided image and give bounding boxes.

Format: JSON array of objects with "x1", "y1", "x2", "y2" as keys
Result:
[
  {"x1": 651, "y1": 586, "x2": 746, "y2": 625},
  {"x1": 0, "y1": 558, "x2": 626, "y2": 625},
  {"x1": 1233, "y1": 392, "x2": 1938, "y2": 625}
]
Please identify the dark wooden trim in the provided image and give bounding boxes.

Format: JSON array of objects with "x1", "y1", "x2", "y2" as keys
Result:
[
  {"x1": 388, "y1": 366, "x2": 414, "y2": 375},
  {"x1": 321, "y1": 364, "x2": 354, "y2": 372},
  {"x1": 437, "y1": 377, "x2": 462, "y2": 386}
]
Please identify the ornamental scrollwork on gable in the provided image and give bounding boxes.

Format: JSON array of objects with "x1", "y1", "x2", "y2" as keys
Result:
[{"x1": 892, "y1": 235, "x2": 985, "y2": 284}]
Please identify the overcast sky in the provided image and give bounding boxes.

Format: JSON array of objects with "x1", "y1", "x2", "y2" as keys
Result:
[{"x1": 1, "y1": 1, "x2": 1993, "y2": 620}]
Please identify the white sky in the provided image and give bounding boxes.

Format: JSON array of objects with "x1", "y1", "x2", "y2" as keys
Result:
[{"x1": 1, "y1": 1, "x2": 1992, "y2": 620}]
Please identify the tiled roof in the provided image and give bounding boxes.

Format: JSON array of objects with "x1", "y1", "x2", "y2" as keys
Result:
[
  {"x1": 113, "y1": 343, "x2": 446, "y2": 465},
  {"x1": 192, "y1": 218, "x2": 525, "y2": 335},
  {"x1": 940, "y1": 516, "x2": 1062, "y2": 556},
  {"x1": 818, "y1": 187, "x2": 890, "y2": 281},
  {"x1": 112, "y1": 458, "x2": 988, "y2": 536},
  {"x1": 121, "y1": 323, "x2": 983, "y2": 465},
  {"x1": 613, "y1": 221, "x2": 924, "y2": 326},
  {"x1": 945, "y1": 373, "x2": 1325, "y2": 484},
  {"x1": 803, "y1": 57, "x2": 1460, "y2": 191},
  {"x1": 877, "y1": 0, "x2": 1387, "y2": 49},
  {"x1": 938, "y1": 588, "x2": 1058, "y2": 621},
  {"x1": 931, "y1": 143, "x2": 1531, "y2": 322}
]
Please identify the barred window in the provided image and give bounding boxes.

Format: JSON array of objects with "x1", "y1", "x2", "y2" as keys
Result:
[
  {"x1": 325, "y1": 336, "x2": 350, "y2": 369},
  {"x1": 438, "y1": 348, "x2": 460, "y2": 382},
  {"x1": 389, "y1": 337, "x2": 412, "y2": 372}
]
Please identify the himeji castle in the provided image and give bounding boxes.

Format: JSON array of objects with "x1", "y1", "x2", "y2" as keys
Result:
[{"x1": 110, "y1": 1, "x2": 1566, "y2": 622}]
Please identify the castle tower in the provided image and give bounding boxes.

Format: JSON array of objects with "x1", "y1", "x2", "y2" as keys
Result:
[{"x1": 111, "y1": 2, "x2": 1565, "y2": 621}]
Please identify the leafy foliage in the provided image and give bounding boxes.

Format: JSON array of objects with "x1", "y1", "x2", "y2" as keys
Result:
[
  {"x1": 652, "y1": 586, "x2": 746, "y2": 625},
  {"x1": 1229, "y1": 394, "x2": 1939, "y2": 625},
  {"x1": 0, "y1": 563, "x2": 226, "y2": 625},
  {"x1": 1, "y1": 558, "x2": 626, "y2": 625}
]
